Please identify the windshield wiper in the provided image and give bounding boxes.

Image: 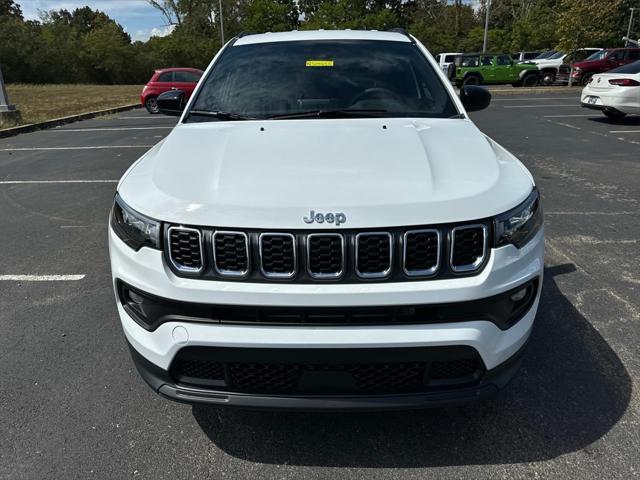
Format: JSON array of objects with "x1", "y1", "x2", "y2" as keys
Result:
[
  {"x1": 186, "y1": 110, "x2": 255, "y2": 121},
  {"x1": 268, "y1": 109, "x2": 387, "y2": 120}
]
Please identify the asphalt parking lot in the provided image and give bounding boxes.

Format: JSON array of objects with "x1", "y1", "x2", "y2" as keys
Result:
[{"x1": 1, "y1": 89, "x2": 639, "y2": 479}]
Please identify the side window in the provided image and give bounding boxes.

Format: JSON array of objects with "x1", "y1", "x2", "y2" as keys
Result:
[
  {"x1": 174, "y1": 70, "x2": 202, "y2": 82},
  {"x1": 157, "y1": 71, "x2": 173, "y2": 82},
  {"x1": 608, "y1": 51, "x2": 623, "y2": 61},
  {"x1": 496, "y1": 55, "x2": 511, "y2": 66},
  {"x1": 435, "y1": 54, "x2": 441, "y2": 63},
  {"x1": 462, "y1": 56, "x2": 479, "y2": 67},
  {"x1": 481, "y1": 56, "x2": 493, "y2": 66},
  {"x1": 628, "y1": 50, "x2": 640, "y2": 60},
  {"x1": 444, "y1": 55, "x2": 456, "y2": 63}
]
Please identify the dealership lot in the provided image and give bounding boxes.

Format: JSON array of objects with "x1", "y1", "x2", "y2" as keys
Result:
[{"x1": 0, "y1": 90, "x2": 639, "y2": 479}]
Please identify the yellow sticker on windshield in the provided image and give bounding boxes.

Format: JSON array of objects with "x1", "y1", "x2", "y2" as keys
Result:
[{"x1": 306, "y1": 60, "x2": 334, "y2": 67}]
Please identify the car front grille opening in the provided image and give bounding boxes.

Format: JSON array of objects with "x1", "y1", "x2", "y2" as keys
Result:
[
  {"x1": 259, "y1": 233, "x2": 297, "y2": 278},
  {"x1": 169, "y1": 349, "x2": 485, "y2": 395},
  {"x1": 213, "y1": 231, "x2": 249, "y2": 276},
  {"x1": 307, "y1": 234, "x2": 344, "y2": 278},
  {"x1": 356, "y1": 232, "x2": 392, "y2": 278},
  {"x1": 404, "y1": 229, "x2": 440, "y2": 276},
  {"x1": 450, "y1": 225, "x2": 487, "y2": 273},
  {"x1": 167, "y1": 227, "x2": 203, "y2": 272}
]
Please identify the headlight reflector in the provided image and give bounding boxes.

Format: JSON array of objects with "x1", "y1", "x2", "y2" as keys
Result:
[
  {"x1": 110, "y1": 194, "x2": 160, "y2": 250},
  {"x1": 494, "y1": 188, "x2": 542, "y2": 248}
]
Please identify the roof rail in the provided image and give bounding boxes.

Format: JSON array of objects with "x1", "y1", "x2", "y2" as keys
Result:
[
  {"x1": 236, "y1": 31, "x2": 253, "y2": 38},
  {"x1": 387, "y1": 27, "x2": 414, "y2": 42}
]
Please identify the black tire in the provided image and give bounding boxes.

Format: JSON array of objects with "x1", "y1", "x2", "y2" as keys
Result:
[
  {"x1": 540, "y1": 70, "x2": 555, "y2": 86},
  {"x1": 603, "y1": 109, "x2": 627, "y2": 120},
  {"x1": 145, "y1": 97, "x2": 159, "y2": 114},
  {"x1": 462, "y1": 74, "x2": 481, "y2": 87},
  {"x1": 581, "y1": 73, "x2": 594, "y2": 86},
  {"x1": 522, "y1": 73, "x2": 539, "y2": 87}
]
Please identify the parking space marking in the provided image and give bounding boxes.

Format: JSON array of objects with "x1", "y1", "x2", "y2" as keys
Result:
[
  {"x1": 493, "y1": 97, "x2": 579, "y2": 101},
  {"x1": 609, "y1": 130, "x2": 640, "y2": 133},
  {"x1": 0, "y1": 180, "x2": 117, "y2": 184},
  {"x1": 543, "y1": 114, "x2": 595, "y2": 118},
  {"x1": 503, "y1": 104, "x2": 578, "y2": 108},
  {"x1": 115, "y1": 116, "x2": 176, "y2": 120},
  {"x1": 546, "y1": 211, "x2": 637, "y2": 215},
  {"x1": 0, "y1": 145, "x2": 153, "y2": 151},
  {"x1": 49, "y1": 127, "x2": 173, "y2": 132},
  {"x1": 546, "y1": 119, "x2": 582, "y2": 130},
  {"x1": 0, "y1": 274, "x2": 85, "y2": 281}
]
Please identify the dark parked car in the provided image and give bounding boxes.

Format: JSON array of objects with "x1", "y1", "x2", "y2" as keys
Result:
[
  {"x1": 141, "y1": 68, "x2": 203, "y2": 114},
  {"x1": 567, "y1": 48, "x2": 640, "y2": 86}
]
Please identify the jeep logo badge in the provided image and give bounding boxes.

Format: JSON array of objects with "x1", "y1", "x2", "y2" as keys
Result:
[{"x1": 303, "y1": 210, "x2": 346, "y2": 226}]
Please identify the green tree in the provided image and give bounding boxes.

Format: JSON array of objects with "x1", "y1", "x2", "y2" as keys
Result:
[
  {"x1": 557, "y1": 0, "x2": 623, "y2": 51},
  {"x1": 0, "y1": 0, "x2": 22, "y2": 18}
]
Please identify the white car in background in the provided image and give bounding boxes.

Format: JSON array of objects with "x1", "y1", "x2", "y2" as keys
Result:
[
  {"x1": 533, "y1": 48, "x2": 602, "y2": 85},
  {"x1": 581, "y1": 60, "x2": 640, "y2": 119},
  {"x1": 435, "y1": 52, "x2": 463, "y2": 77}
]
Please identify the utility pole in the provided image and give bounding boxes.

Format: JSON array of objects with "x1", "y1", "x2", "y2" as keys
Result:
[
  {"x1": 626, "y1": 8, "x2": 638, "y2": 46},
  {"x1": 482, "y1": 0, "x2": 491, "y2": 53},
  {"x1": 218, "y1": 0, "x2": 224, "y2": 45},
  {"x1": 0, "y1": 65, "x2": 22, "y2": 128}
]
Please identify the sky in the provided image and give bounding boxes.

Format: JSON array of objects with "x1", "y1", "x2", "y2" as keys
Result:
[{"x1": 18, "y1": 0, "x2": 174, "y2": 42}]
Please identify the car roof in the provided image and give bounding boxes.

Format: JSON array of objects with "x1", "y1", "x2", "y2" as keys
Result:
[
  {"x1": 234, "y1": 30, "x2": 411, "y2": 46},
  {"x1": 154, "y1": 67, "x2": 203, "y2": 73}
]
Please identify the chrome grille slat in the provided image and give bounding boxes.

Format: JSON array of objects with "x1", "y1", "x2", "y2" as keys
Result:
[
  {"x1": 307, "y1": 233, "x2": 345, "y2": 279},
  {"x1": 259, "y1": 233, "x2": 297, "y2": 278},
  {"x1": 403, "y1": 229, "x2": 440, "y2": 276},
  {"x1": 355, "y1": 232, "x2": 392, "y2": 279},
  {"x1": 450, "y1": 224, "x2": 488, "y2": 273},
  {"x1": 167, "y1": 226, "x2": 204, "y2": 273}
]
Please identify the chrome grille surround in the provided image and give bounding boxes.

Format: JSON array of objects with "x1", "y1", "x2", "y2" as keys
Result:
[
  {"x1": 212, "y1": 231, "x2": 250, "y2": 278},
  {"x1": 306, "y1": 233, "x2": 345, "y2": 279},
  {"x1": 167, "y1": 226, "x2": 204, "y2": 274},
  {"x1": 449, "y1": 224, "x2": 488, "y2": 273},
  {"x1": 403, "y1": 229, "x2": 441, "y2": 277},
  {"x1": 259, "y1": 232, "x2": 297, "y2": 278},
  {"x1": 355, "y1": 232, "x2": 393, "y2": 279}
]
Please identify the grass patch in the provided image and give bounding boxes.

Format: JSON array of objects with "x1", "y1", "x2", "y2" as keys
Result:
[{"x1": 3, "y1": 84, "x2": 142, "y2": 127}]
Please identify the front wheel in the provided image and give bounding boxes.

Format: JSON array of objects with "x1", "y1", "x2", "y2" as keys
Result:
[
  {"x1": 145, "y1": 97, "x2": 159, "y2": 114},
  {"x1": 540, "y1": 71, "x2": 555, "y2": 86},
  {"x1": 522, "y1": 73, "x2": 539, "y2": 87},
  {"x1": 603, "y1": 109, "x2": 627, "y2": 120},
  {"x1": 462, "y1": 75, "x2": 481, "y2": 87}
]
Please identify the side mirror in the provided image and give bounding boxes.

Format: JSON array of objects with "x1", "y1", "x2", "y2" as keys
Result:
[
  {"x1": 157, "y1": 90, "x2": 185, "y2": 116},
  {"x1": 460, "y1": 85, "x2": 491, "y2": 112}
]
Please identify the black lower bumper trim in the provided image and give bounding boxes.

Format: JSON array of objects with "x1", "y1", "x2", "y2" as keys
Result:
[{"x1": 127, "y1": 342, "x2": 526, "y2": 410}]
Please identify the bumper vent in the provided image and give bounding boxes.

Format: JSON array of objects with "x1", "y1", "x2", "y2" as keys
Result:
[
  {"x1": 450, "y1": 225, "x2": 487, "y2": 273},
  {"x1": 167, "y1": 227, "x2": 203, "y2": 273},
  {"x1": 213, "y1": 231, "x2": 249, "y2": 277},
  {"x1": 356, "y1": 232, "x2": 392, "y2": 278},
  {"x1": 404, "y1": 229, "x2": 440, "y2": 276},
  {"x1": 259, "y1": 233, "x2": 296, "y2": 278},
  {"x1": 307, "y1": 234, "x2": 344, "y2": 278}
]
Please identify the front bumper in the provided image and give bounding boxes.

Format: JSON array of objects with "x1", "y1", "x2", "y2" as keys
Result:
[{"x1": 110, "y1": 226, "x2": 543, "y2": 408}]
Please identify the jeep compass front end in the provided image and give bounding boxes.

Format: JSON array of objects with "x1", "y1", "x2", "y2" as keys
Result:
[{"x1": 109, "y1": 30, "x2": 543, "y2": 410}]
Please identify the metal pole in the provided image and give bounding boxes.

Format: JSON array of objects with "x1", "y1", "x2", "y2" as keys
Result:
[
  {"x1": 0, "y1": 65, "x2": 16, "y2": 112},
  {"x1": 626, "y1": 8, "x2": 637, "y2": 47},
  {"x1": 219, "y1": 0, "x2": 225, "y2": 45},
  {"x1": 482, "y1": 0, "x2": 491, "y2": 53}
]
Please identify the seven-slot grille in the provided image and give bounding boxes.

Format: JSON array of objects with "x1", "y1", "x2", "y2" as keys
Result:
[
  {"x1": 165, "y1": 223, "x2": 489, "y2": 281},
  {"x1": 356, "y1": 232, "x2": 392, "y2": 278},
  {"x1": 167, "y1": 227, "x2": 203, "y2": 272},
  {"x1": 213, "y1": 231, "x2": 249, "y2": 276},
  {"x1": 450, "y1": 225, "x2": 487, "y2": 272},
  {"x1": 307, "y1": 234, "x2": 344, "y2": 278},
  {"x1": 259, "y1": 233, "x2": 296, "y2": 278},
  {"x1": 404, "y1": 229, "x2": 440, "y2": 276}
]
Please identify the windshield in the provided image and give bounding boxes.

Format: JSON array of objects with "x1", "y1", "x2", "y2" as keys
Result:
[
  {"x1": 609, "y1": 60, "x2": 640, "y2": 74},
  {"x1": 584, "y1": 50, "x2": 609, "y2": 61},
  {"x1": 548, "y1": 51, "x2": 565, "y2": 59},
  {"x1": 188, "y1": 40, "x2": 458, "y2": 120}
]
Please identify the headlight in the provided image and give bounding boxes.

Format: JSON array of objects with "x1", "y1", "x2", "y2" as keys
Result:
[
  {"x1": 494, "y1": 188, "x2": 542, "y2": 248},
  {"x1": 110, "y1": 194, "x2": 160, "y2": 250},
  {"x1": 573, "y1": 67, "x2": 582, "y2": 73}
]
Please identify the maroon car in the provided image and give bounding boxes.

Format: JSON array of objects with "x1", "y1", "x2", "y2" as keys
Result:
[
  {"x1": 141, "y1": 68, "x2": 204, "y2": 114},
  {"x1": 569, "y1": 48, "x2": 640, "y2": 86}
]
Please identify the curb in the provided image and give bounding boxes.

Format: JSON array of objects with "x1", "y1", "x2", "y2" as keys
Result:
[
  {"x1": 485, "y1": 86, "x2": 582, "y2": 95},
  {"x1": 0, "y1": 103, "x2": 141, "y2": 139}
]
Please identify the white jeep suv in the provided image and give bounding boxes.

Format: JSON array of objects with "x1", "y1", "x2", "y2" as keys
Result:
[{"x1": 109, "y1": 29, "x2": 543, "y2": 410}]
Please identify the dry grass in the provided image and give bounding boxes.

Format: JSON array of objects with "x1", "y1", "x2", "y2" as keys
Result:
[{"x1": 3, "y1": 84, "x2": 142, "y2": 126}]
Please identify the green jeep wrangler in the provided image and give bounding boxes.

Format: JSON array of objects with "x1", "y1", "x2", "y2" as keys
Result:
[{"x1": 453, "y1": 53, "x2": 540, "y2": 87}]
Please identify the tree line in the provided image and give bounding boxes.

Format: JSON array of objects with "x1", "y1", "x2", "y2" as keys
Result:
[{"x1": 0, "y1": 0, "x2": 636, "y2": 85}]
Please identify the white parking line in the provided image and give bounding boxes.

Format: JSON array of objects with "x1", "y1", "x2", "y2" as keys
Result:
[
  {"x1": 609, "y1": 130, "x2": 640, "y2": 133},
  {"x1": 116, "y1": 116, "x2": 175, "y2": 120},
  {"x1": 0, "y1": 275, "x2": 85, "y2": 281},
  {"x1": 0, "y1": 180, "x2": 117, "y2": 184},
  {"x1": 543, "y1": 114, "x2": 595, "y2": 118},
  {"x1": 493, "y1": 97, "x2": 580, "y2": 101},
  {"x1": 0, "y1": 145, "x2": 153, "y2": 151},
  {"x1": 503, "y1": 104, "x2": 578, "y2": 108},
  {"x1": 50, "y1": 127, "x2": 173, "y2": 132}
]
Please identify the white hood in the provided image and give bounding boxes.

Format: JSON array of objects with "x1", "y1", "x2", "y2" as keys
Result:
[{"x1": 118, "y1": 118, "x2": 534, "y2": 229}]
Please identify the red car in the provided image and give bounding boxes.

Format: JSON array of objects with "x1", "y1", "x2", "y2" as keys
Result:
[
  {"x1": 141, "y1": 68, "x2": 204, "y2": 114},
  {"x1": 569, "y1": 48, "x2": 640, "y2": 86}
]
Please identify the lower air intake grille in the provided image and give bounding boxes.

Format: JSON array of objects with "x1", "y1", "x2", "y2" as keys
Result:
[
  {"x1": 450, "y1": 225, "x2": 486, "y2": 273},
  {"x1": 260, "y1": 233, "x2": 296, "y2": 277},
  {"x1": 213, "y1": 232, "x2": 249, "y2": 276},
  {"x1": 168, "y1": 227, "x2": 203, "y2": 272},
  {"x1": 307, "y1": 234, "x2": 344, "y2": 278},
  {"x1": 356, "y1": 232, "x2": 392, "y2": 278},
  {"x1": 404, "y1": 230, "x2": 440, "y2": 275}
]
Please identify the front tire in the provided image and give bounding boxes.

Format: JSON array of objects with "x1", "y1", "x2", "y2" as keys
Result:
[
  {"x1": 603, "y1": 109, "x2": 627, "y2": 120},
  {"x1": 522, "y1": 73, "x2": 539, "y2": 87},
  {"x1": 540, "y1": 71, "x2": 555, "y2": 86},
  {"x1": 145, "y1": 97, "x2": 159, "y2": 114},
  {"x1": 462, "y1": 75, "x2": 481, "y2": 87}
]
